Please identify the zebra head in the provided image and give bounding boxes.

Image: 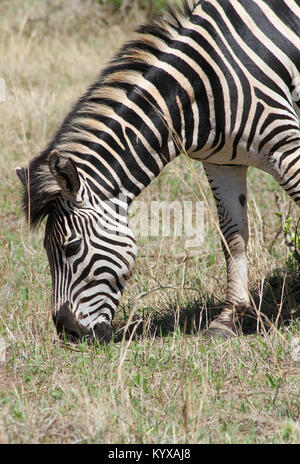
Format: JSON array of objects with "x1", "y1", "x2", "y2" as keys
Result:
[{"x1": 16, "y1": 150, "x2": 137, "y2": 344}]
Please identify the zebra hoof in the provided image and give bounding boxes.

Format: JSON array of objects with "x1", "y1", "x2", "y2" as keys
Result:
[
  {"x1": 204, "y1": 327, "x2": 237, "y2": 339},
  {"x1": 93, "y1": 322, "x2": 113, "y2": 344},
  {"x1": 204, "y1": 319, "x2": 238, "y2": 339}
]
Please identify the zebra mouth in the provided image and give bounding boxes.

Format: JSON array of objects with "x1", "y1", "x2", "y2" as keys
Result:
[
  {"x1": 53, "y1": 302, "x2": 89, "y2": 342},
  {"x1": 52, "y1": 302, "x2": 112, "y2": 344}
]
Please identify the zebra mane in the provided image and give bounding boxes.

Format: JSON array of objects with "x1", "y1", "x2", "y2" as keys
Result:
[{"x1": 19, "y1": 0, "x2": 197, "y2": 229}]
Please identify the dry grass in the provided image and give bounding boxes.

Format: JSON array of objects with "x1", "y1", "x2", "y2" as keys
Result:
[{"x1": 0, "y1": 0, "x2": 299, "y2": 444}]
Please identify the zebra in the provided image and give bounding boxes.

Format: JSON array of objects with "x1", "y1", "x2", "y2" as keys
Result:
[{"x1": 16, "y1": 0, "x2": 300, "y2": 343}]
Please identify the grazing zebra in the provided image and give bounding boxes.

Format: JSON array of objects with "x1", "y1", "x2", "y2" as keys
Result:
[{"x1": 16, "y1": 0, "x2": 300, "y2": 342}]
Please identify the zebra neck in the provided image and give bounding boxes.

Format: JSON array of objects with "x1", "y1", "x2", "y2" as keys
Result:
[{"x1": 55, "y1": 106, "x2": 182, "y2": 205}]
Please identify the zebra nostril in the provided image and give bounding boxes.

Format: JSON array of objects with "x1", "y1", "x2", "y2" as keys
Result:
[{"x1": 93, "y1": 322, "x2": 113, "y2": 344}]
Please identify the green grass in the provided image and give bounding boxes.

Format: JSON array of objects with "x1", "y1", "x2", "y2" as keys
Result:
[
  {"x1": 98, "y1": 0, "x2": 170, "y2": 15},
  {"x1": 0, "y1": 0, "x2": 300, "y2": 444},
  {"x1": 1, "y1": 330, "x2": 300, "y2": 443}
]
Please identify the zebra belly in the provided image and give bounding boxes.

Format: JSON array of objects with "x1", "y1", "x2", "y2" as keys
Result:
[{"x1": 188, "y1": 144, "x2": 254, "y2": 167}]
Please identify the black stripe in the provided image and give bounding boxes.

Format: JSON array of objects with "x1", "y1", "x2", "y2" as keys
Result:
[{"x1": 247, "y1": 102, "x2": 264, "y2": 151}]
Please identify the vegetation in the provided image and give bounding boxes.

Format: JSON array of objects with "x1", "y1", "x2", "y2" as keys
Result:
[
  {"x1": 0, "y1": 0, "x2": 299, "y2": 444},
  {"x1": 98, "y1": 0, "x2": 170, "y2": 16}
]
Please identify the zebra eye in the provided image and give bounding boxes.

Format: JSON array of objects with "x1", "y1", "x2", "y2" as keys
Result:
[{"x1": 64, "y1": 239, "x2": 82, "y2": 258}]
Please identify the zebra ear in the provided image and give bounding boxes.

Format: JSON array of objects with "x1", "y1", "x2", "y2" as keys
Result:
[
  {"x1": 16, "y1": 166, "x2": 27, "y2": 187},
  {"x1": 48, "y1": 150, "x2": 80, "y2": 199}
]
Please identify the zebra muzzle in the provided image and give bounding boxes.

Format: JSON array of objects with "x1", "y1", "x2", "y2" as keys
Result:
[{"x1": 52, "y1": 302, "x2": 112, "y2": 344}]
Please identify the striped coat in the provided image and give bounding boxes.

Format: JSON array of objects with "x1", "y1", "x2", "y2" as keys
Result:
[{"x1": 17, "y1": 0, "x2": 300, "y2": 342}]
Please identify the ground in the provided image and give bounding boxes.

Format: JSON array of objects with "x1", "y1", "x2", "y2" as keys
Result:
[{"x1": 0, "y1": 0, "x2": 299, "y2": 444}]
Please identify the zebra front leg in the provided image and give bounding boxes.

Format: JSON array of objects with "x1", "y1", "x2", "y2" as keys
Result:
[{"x1": 203, "y1": 163, "x2": 250, "y2": 338}]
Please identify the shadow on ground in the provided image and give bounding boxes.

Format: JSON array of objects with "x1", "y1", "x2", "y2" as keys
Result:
[{"x1": 114, "y1": 265, "x2": 300, "y2": 342}]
